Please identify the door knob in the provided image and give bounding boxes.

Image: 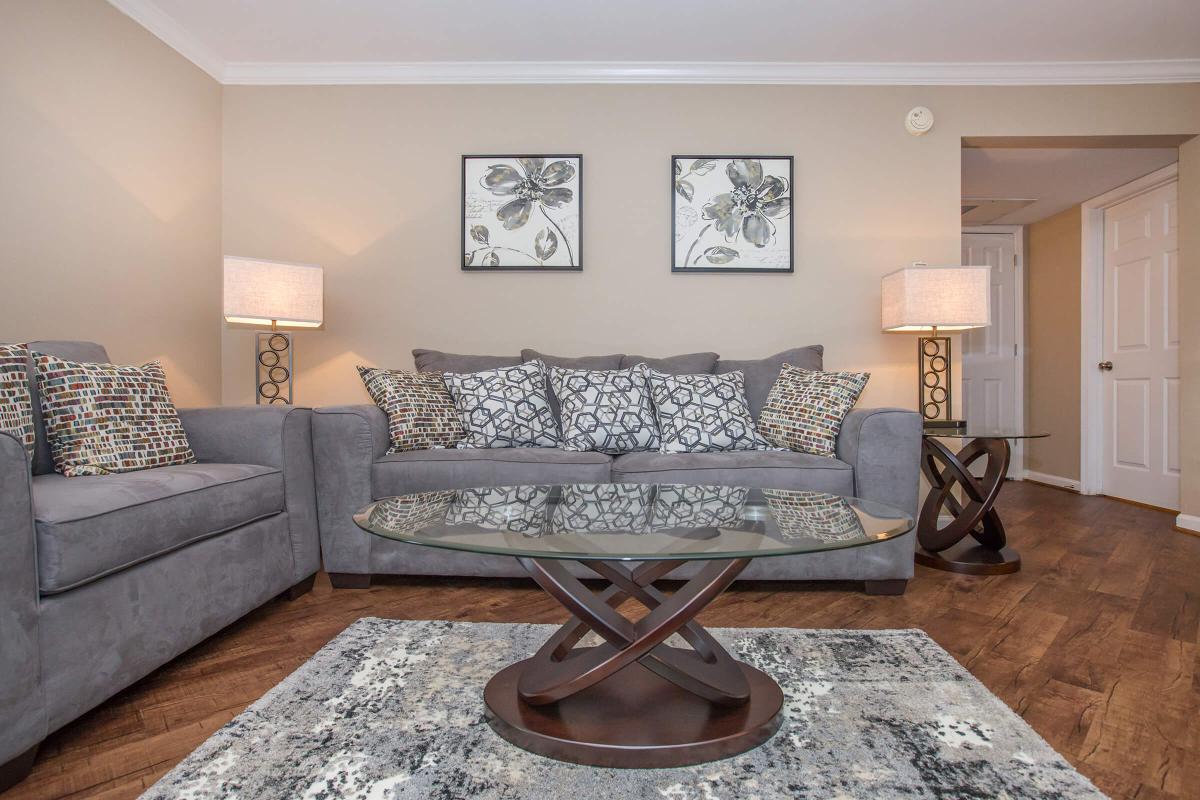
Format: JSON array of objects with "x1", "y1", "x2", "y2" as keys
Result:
[{"x1": 1098, "y1": 361, "x2": 1113, "y2": 371}]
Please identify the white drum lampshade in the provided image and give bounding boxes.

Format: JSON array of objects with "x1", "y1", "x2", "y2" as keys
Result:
[
  {"x1": 881, "y1": 263, "x2": 990, "y2": 333},
  {"x1": 881, "y1": 262, "x2": 990, "y2": 429},
  {"x1": 223, "y1": 257, "x2": 323, "y2": 329},
  {"x1": 223, "y1": 256, "x2": 323, "y2": 405}
]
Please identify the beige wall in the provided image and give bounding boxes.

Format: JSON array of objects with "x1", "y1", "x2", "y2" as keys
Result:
[
  {"x1": 1025, "y1": 206, "x2": 1083, "y2": 481},
  {"x1": 1181, "y1": 137, "x2": 1200, "y2": 519},
  {"x1": 220, "y1": 84, "x2": 1200, "y2": 417},
  {"x1": 0, "y1": 0, "x2": 223, "y2": 406}
]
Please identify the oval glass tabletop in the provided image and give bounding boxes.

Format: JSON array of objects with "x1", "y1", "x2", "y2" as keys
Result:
[
  {"x1": 922, "y1": 427, "x2": 1049, "y2": 440},
  {"x1": 353, "y1": 483, "x2": 913, "y2": 562}
]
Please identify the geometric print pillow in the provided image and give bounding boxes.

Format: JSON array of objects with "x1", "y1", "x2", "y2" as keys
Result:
[
  {"x1": 549, "y1": 364, "x2": 660, "y2": 454},
  {"x1": 34, "y1": 354, "x2": 195, "y2": 477},
  {"x1": 442, "y1": 360, "x2": 559, "y2": 449},
  {"x1": 757, "y1": 363, "x2": 869, "y2": 457},
  {"x1": 647, "y1": 369, "x2": 770, "y2": 454},
  {"x1": 358, "y1": 366, "x2": 464, "y2": 453},
  {"x1": 0, "y1": 343, "x2": 36, "y2": 460}
]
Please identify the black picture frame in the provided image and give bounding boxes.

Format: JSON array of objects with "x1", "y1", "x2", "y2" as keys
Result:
[
  {"x1": 462, "y1": 154, "x2": 583, "y2": 272},
  {"x1": 671, "y1": 155, "x2": 795, "y2": 274}
]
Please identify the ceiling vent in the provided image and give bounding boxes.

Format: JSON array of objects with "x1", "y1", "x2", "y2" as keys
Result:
[{"x1": 960, "y1": 197, "x2": 1037, "y2": 225}]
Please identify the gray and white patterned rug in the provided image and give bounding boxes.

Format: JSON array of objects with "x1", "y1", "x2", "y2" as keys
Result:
[{"x1": 143, "y1": 618, "x2": 1105, "y2": 799}]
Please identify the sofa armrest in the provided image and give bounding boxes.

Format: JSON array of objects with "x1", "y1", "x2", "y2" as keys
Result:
[
  {"x1": 0, "y1": 431, "x2": 47, "y2": 764},
  {"x1": 177, "y1": 406, "x2": 320, "y2": 582},
  {"x1": 311, "y1": 405, "x2": 389, "y2": 575},
  {"x1": 836, "y1": 408, "x2": 922, "y2": 525}
]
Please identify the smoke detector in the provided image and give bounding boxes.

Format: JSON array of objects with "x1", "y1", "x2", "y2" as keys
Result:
[{"x1": 906, "y1": 107, "x2": 934, "y2": 136}]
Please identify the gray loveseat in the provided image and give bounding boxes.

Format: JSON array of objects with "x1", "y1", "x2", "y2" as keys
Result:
[
  {"x1": 313, "y1": 346, "x2": 921, "y2": 592},
  {"x1": 0, "y1": 341, "x2": 320, "y2": 790}
]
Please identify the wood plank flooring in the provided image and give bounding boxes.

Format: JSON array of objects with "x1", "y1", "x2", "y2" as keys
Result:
[{"x1": 7, "y1": 482, "x2": 1199, "y2": 800}]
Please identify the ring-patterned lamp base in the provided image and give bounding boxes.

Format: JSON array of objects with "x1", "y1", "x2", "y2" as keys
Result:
[{"x1": 255, "y1": 331, "x2": 293, "y2": 405}]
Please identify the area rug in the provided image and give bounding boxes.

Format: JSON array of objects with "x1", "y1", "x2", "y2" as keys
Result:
[{"x1": 142, "y1": 618, "x2": 1105, "y2": 799}]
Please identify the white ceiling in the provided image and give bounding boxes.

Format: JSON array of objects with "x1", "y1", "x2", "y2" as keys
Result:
[
  {"x1": 109, "y1": 0, "x2": 1200, "y2": 84},
  {"x1": 960, "y1": 148, "x2": 1179, "y2": 224}
]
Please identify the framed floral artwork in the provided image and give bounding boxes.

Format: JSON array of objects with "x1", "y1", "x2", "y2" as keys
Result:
[
  {"x1": 462, "y1": 155, "x2": 582, "y2": 271},
  {"x1": 672, "y1": 156, "x2": 794, "y2": 273}
]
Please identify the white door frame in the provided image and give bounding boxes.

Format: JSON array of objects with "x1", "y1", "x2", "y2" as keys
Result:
[
  {"x1": 1079, "y1": 163, "x2": 1179, "y2": 496},
  {"x1": 961, "y1": 225, "x2": 1026, "y2": 477}
]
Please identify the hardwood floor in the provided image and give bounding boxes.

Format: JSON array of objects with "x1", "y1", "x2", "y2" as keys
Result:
[{"x1": 8, "y1": 482, "x2": 1199, "y2": 800}]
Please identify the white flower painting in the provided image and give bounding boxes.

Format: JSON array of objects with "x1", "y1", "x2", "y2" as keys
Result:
[{"x1": 462, "y1": 155, "x2": 582, "y2": 271}]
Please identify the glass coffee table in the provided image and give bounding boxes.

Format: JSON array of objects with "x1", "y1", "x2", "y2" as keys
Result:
[{"x1": 354, "y1": 483, "x2": 912, "y2": 769}]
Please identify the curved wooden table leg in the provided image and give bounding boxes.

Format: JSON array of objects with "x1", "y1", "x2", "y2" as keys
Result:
[
  {"x1": 916, "y1": 436, "x2": 1020, "y2": 575},
  {"x1": 483, "y1": 556, "x2": 784, "y2": 768}
]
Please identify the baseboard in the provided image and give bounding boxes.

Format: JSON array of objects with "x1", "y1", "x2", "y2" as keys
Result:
[
  {"x1": 1176, "y1": 513, "x2": 1200, "y2": 536},
  {"x1": 1022, "y1": 471, "x2": 1080, "y2": 492}
]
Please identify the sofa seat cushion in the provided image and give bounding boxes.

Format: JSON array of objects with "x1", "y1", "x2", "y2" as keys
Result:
[
  {"x1": 611, "y1": 450, "x2": 855, "y2": 493},
  {"x1": 373, "y1": 449, "x2": 612, "y2": 497},
  {"x1": 33, "y1": 463, "x2": 284, "y2": 594}
]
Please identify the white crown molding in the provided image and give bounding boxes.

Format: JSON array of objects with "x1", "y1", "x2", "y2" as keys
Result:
[
  {"x1": 220, "y1": 59, "x2": 1200, "y2": 86},
  {"x1": 106, "y1": 0, "x2": 225, "y2": 81}
]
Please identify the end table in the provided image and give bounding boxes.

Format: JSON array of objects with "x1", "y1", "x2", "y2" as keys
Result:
[{"x1": 917, "y1": 428, "x2": 1048, "y2": 575}]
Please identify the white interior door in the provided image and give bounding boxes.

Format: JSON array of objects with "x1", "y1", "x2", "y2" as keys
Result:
[
  {"x1": 1101, "y1": 181, "x2": 1179, "y2": 510},
  {"x1": 961, "y1": 231, "x2": 1022, "y2": 477}
]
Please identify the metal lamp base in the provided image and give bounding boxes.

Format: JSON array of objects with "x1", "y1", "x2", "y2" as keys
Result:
[
  {"x1": 255, "y1": 331, "x2": 294, "y2": 405},
  {"x1": 918, "y1": 335, "x2": 956, "y2": 427}
]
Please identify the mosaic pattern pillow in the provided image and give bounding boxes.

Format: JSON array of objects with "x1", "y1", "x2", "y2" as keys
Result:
[
  {"x1": 358, "y1": 366, "x2": 464, "y2": 453},
  {"x1": 763, "y1": 489, "x2": 865, "y2": 542},
  {"x1": 550, "y1": 364, "x2": 660, "y2": 454},
  {"x1": 35, "y1": 354, "x2": 195, "y2": 477},
  {"x1": 0, "y1": 344, "x2": 36, "y2": 460},
  {"x1": 365, "y1": 490, "x2": 456, "y2": 537},
  {"x1": 548, "y1": 483, "x2": 654, "y2": 535},
  {"x1": 758, "y1": 363, "x2": 870, "y2": 457},
  {"x1": 648, "y1": 370, "x2": 769, "y2": 453},
  {"x1": 443, "y1": 361, "x2": 559, "y2": 449},
  {"x1": 445, "y1": 486, "x2": 552, "y2": 535}
]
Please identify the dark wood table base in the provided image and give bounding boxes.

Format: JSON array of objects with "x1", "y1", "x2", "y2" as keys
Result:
[
  {"x1": 483, "y1": 556, "x2": 785, "y2": 768},
  {"x1": 918, "y1": 435, "x2": 1021, "y2": 575}
]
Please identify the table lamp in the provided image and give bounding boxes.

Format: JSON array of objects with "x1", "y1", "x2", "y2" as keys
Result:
[
  {"x1": 881, "y1": 262, "x2": 990, "y2": 430},
  {"x1": 223, "y1": 256, "x2": 323, "y2": 405}
]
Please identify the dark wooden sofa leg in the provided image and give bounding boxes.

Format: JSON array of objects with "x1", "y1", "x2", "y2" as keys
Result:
[
  {"x1": 329, "y1": 572, "x2": 372, "y2": 589},
  {"x1": 865, "y1": 579, "x2": 908, "y2": 596},
  {"x1": 0, "y1": 743, "x2": 39, "y2": 793},
  {"x1": 280, "y1": 573, "x2": 317, "y2": 601}
]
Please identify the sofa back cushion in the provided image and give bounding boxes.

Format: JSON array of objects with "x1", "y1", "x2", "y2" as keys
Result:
[
  {"x1": 619, "y1": 352, "x2": 718, "y2": 374},
  {"x1": 22, "y1": 341, "x2": 111, "y2": 475},
  {"x1": 412, "y1": 349, "x2": 520, "y2": 374},
  {"x1": 716, "y1": 345, "x2": 824, "y2": 421}
]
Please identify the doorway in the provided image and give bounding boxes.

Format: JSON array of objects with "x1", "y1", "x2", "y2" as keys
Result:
[{"x1": 961, "y1": 140, "x2": 1182, "y2": 501}]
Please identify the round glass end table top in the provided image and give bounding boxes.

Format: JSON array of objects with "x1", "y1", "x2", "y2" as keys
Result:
[
  {"x1": 353, "y1": 483, "x2": 913, "y2": 562},
  {"x1": 922, "y1": 427, "x2": 1049, "y2": 440}
]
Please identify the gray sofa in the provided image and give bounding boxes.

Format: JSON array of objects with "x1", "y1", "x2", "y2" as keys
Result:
[
  {"x1": 313, "y1": 346, "x2": 921, "y2": 592},
  {"x1": 0, "y1": 341, "x2": 320, "y2": 790}
]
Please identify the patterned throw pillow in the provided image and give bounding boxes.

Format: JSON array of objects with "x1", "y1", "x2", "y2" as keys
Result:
[
  {"x1": 443, "y1": 361, "x2": 559, "y2": 449},
  {"x1": 365, "y1": 490, "x2": 456, "y2": 536},
  {"x1": 0, "y1": 344, "x2": 36, "y2": 460},
  {"x1": 446, "y1": 486, "x2": 552, "y2": 535},
  {"x1": 35, "y1": 354, "x2": 195, "y2": 477},
  {"x1": 763, "y1": 489, "x2": 865, "y2": 542},
  {"x1": 550, "y1": 364, "x2": 660, "y2": 454},
  {"x1": 758, "y1": 363, "x2": 870, "y2": 457},
  {"x1": 358, "y1": 366, "x2": 464, "y2": 453},
  {"x1": 650, "y1": 485, "x2": 749, "y2": 530},
  {"x1": 548, "y1": 483, "x2": 654, "y2": 534},
  {"x1": 648, "y1": 370, "x2": 769, "y2": 453}
]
